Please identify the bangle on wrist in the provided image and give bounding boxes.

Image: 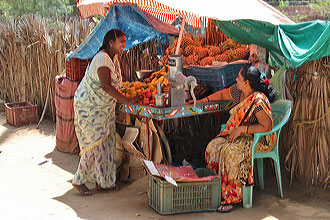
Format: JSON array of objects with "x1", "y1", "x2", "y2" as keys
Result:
[
  {"x1": 206, "y1": 97, "x2": 210, "y2": 102},
  {"x1": 246, "y1": 125, "x2": 249, "y2": 134}
]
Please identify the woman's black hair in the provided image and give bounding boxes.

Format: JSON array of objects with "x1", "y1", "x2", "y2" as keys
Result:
[
  {"x1": 98, "y1": 29, "x2": 125, "y2": 52},
  {"x1": 240, "y1": 63, "x2": 278, "y2": 103}
]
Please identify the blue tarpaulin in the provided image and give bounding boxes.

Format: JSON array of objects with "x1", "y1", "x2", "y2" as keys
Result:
[{"x1": 67, "y1": 4, "x2": 178, "y2": 59}]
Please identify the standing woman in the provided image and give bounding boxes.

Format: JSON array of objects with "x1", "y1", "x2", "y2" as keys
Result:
[{"x1": 72, "y1": 29, "x2": 135, "y2": 195}]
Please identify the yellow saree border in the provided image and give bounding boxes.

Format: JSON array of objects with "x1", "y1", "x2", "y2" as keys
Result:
[{"x1": 79, "y1": 129, "x2": 112, "y2": 156}]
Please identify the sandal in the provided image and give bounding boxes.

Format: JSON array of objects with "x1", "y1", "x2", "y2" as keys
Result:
[
  {"x1": 95, "y1": 183, "x2": 119, "y2": 191},
  {"x1": 72, "y1": 183, "x2": 93, "y2": 196},
  {"x1": 217, "y1": 203, "x2": 240, "y2": 213}
]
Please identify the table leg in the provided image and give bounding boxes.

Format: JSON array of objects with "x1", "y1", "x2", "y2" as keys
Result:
[{"x1": 145, "y1": 117, "x2": 150, "y2": 160}]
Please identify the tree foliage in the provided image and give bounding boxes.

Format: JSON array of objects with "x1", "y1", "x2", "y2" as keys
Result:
[
  {"x1": 310, "y1": 0, "x2": 330, "y2": 17},
  {"x1": 0, "y1": 0, "x2": 77, "y2": 19}
]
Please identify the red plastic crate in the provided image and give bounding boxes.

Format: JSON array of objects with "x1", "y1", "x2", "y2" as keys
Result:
[
  {"x1": 5, "y1": 102, "x2": 38, "y2": 126},
  {"x1": 65, "y1": 57, "x2": 90, "y2": 81}
]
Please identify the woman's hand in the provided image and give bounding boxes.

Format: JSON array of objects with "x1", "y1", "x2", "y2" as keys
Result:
[
  {"x1": 227, "y1": 126, "x2": 246, "y2": 143},
  {"x1": 188, "y1": 98, "x2": 207, "y2": 105}
]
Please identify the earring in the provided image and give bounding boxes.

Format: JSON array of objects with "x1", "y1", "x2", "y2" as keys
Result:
[{"x1": 110, "y1": 44, "x2": 113, "y2": 47}]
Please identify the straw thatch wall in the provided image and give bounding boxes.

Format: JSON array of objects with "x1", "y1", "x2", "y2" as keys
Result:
[
  {"x1": 0, "y1": 15, "x2": 160, "y2": 121},
  {"x1": 282, "y1": 56, "x2": 330, "y2": 188},
  {"x1": 121, "y1": 39, "x2": 163, "y2": 82},
  {"x1": 0, "y1": 15, "x2": 93, "y2": 122}
]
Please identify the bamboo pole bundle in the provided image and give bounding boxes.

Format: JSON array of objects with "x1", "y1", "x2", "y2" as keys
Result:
[{"x1": 282, "y1": 56, "x2": 330, "y2": 187}]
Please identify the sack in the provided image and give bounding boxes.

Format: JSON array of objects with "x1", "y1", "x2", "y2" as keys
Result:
[{"x1": 55, "y1": 75, "x2": 79, "y2": 154}]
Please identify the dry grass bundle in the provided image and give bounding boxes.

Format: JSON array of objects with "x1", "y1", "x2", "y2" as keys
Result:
[
  {"x1": 121, "y1": 39, "x2": 160, "y2": 82},
  {"x1": 282, "y1": 55, "x2": 330, "y2": 188},
  {"x1": 0, "y1": 15, "x2": 165, "y2": 121},
  {"x1": 0, "y1": 15, "x2": 92, "y2": 122}
]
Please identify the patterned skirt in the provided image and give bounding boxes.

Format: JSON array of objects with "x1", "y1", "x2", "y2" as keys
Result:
[
  {"x1": 72, "y1": 123, "x2": 116, "y2": 188},
  {"x1": 205, "y1": 134, "x2": 276, "y2": 204}
]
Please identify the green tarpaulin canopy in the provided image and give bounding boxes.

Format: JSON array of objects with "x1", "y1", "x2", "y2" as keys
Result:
[{"x1": 213, "y1": 19, "x2": 330, "y2": 68}]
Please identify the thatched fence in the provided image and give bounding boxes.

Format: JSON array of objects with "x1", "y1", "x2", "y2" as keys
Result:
[
  {"x1": 0, "y1": 15, "x2": 93, "y2": 122},
  {"x1": 282, "y1": 56, "x2": 330, "y2": 188},
  {"x1": 0, "y1": 15, "x2": 160, "y2": 121},
  {"x1": 121, "y1": 39, "x2": 161, "y2": 82}
]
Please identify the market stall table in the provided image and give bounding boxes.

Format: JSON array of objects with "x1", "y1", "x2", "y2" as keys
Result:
[
  {"x1": 115, "y1": 101, "x2": 232, "y2": 163},
  {"x1": 115, "y1": 101, "x2": 232, "y2": 120}
]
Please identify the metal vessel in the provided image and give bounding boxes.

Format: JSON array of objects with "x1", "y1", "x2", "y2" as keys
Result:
[{"x1": 167, "y1": 55, "x2": 197, "y2": 107}]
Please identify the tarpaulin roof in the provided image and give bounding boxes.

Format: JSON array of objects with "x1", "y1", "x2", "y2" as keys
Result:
[
  {"x1": 213, "y1": 19, "x2": 330, "y2": 68},
  {"x1": 77, "y1": 0, "x2": 207, "y2": 27},
  {"x1": 155, "y1": 0, "x2": 294, "y2": 25},
  {"x1": 68, "y1": 4, "x2": 178, "y2": 59},
  {"x1": 153, "y1": 1, "x2": 330, "y2": 67},
  {"x1": 76, "y1": 0, "x2": 330, "y2": 67}
]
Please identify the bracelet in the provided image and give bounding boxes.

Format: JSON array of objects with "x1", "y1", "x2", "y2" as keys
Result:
[
  {"x1": 246, "y1": 125, "x2": 249, "y2": 134},
  {"x1": 206, "y1": 97, "x2": 210, "y2": 102}
]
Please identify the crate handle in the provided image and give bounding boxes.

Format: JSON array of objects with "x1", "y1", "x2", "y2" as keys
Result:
[{"x1": 22, "y1": 108, "x2": 30, "y2": 112}]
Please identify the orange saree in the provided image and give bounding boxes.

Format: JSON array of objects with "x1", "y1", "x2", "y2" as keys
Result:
[{"x1": 205, "y1": 92, "x2": 276, "y2": 204}]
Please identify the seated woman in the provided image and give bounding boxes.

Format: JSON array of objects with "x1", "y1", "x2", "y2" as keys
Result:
[{"x1": 198, "y1": 64, "x2": 278, "y2": 212}]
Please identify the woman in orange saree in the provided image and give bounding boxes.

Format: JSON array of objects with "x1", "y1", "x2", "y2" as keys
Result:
[{"x1": 198, "y1": 64, "x2": 278, "y2": 212}]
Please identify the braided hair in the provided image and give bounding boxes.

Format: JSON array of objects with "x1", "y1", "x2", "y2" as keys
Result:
[
  {"x1": 98, "y1": 29, "x2": 125, "y2": 52},
  {"x1": 240, "y1": 63, "x2": 278, "y2": 103}
]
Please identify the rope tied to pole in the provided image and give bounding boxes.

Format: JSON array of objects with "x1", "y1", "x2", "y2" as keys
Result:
[{"x1": 292, "y1": 105, "x2": 330, "y2": 128}]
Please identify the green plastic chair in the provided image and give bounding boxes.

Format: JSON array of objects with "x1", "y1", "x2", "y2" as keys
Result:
[
  {"x1": 220, "y1": 99, "x2": 292, "y2": 208},
  {"x1": 242, "y1": 99, "x2": 292, "y2": 208}
]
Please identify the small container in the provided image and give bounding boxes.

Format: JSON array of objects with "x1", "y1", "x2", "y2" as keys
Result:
[
  {"x1": 154, "y1": 95, "x2": 165, "y2": 108},
  {"x1": 65, "y1": 57, "x2": 90, "y2": 81},
  {"x1": 5, "y1": 102, "x2": 38, "y2": 127},
  {"x1": 155, "y1": 82, "x2": 165, "y2": 108},
  {"x1": 136, "y1": 70, "x2": 154, "y2": 81}
]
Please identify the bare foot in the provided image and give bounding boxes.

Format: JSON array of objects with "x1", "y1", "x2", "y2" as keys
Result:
[
  {"x1": 95, "y1": 183, "x2": 119, "y2": 191},
  {"x1": 72, "y1": 183, "x2": 93, "y2": 196}
]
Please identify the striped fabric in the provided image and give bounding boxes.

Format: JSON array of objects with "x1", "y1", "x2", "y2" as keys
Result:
[{"x1": 78, "y1": 0, "x2": 207, "y2": 27}]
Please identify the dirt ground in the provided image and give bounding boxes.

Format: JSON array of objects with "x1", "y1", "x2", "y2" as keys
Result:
[{"x1": 0, "y1": 111, "x2": 329, "y2": 220}]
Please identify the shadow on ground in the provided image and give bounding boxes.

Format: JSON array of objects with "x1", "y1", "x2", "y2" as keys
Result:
[
  {"x1": 45, "y1": 148, "x2": 79, "y2": 175},
  {"x1": 52, "y1": 177, "x2": 160, "y2": 220}
]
